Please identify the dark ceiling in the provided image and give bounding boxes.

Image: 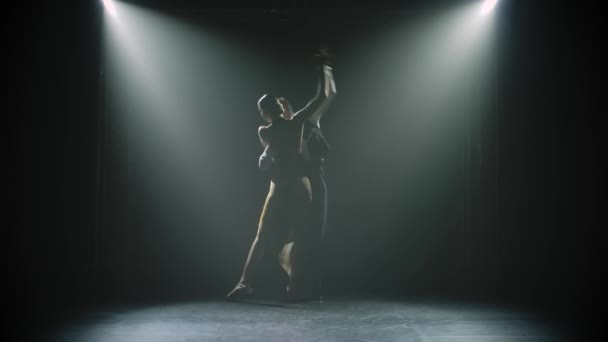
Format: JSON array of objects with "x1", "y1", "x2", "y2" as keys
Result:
[
  {"x1": 110, "y1": 0, "x2": 472, "y2": 18},
  {"x1": 121, "y1": 0, "x2": 446, "y2": 10}
]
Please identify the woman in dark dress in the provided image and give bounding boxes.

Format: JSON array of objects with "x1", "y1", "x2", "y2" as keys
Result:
[{"x1": 259, "y1": 92, "x2": 335, "y2": 300}]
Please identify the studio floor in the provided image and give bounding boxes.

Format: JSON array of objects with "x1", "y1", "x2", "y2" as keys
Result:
[{"x1": 38, "y1": 298, "x2": 576, "y2": 342}]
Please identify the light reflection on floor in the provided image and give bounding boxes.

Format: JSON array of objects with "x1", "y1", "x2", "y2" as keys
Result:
[{"x1": 47, "y1": 299, "x2": 568, "y2": 342}]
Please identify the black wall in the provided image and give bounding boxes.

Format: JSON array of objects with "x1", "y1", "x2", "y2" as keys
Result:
[
  {"x1": 12, "y1": 0, "x2": 102, "y2": 335},
  {"x1": 13, "y1": 0, "x2": 599, "y2": 338}
]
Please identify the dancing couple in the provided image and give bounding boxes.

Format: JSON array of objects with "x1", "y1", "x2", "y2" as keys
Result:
[{"x1": 227, "y1": 53, "x2": 336, "y2": 302}]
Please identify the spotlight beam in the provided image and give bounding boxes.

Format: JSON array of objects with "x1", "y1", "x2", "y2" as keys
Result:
[
  {"x1": 481, "y1": 0, "x2": 498, "y2": 15},
  {"x1": 102, "y1": 0, "x2": 117, "y2": 18}
]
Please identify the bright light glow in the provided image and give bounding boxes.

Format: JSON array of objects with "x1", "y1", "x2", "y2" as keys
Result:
[
  {"x1": 102, "y1": 0, "x2": 247, "y2": 228},
  {"x1": 338, "y1": 0, "x2": 496, "y2": 196},
  {"x1": 102, "y1": 0, "x2": 117, "y2": 17},
  {"x1": 481, "y1": 0, "x2": 498, "y2": 15}
]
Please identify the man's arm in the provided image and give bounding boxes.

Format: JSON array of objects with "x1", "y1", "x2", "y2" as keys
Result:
[
  {"x1": 308, "y1": 65, "x2": 337, "y2": 127},
  {"x1": 293, "y1": 65, "x2": 337, "y2": 124}
]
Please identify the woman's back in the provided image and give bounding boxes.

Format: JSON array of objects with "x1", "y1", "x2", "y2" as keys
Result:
[{"x1": 264, "y1": 118, "x2": 304, "y2": 181}]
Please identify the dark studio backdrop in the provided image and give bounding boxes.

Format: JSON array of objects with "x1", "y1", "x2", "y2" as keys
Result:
[{"x1": 12, "y1": 0, "x2": 599, "y2": 339}]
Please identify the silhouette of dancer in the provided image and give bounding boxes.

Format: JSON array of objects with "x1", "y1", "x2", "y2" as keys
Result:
[{"x1": 227, "y1": 62, "x2": 336, "y2": 301}]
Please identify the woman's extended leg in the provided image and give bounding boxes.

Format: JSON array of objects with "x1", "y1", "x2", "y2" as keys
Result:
[{"x1": 227, "y1": 181, "x2": 289, "y2": 300}]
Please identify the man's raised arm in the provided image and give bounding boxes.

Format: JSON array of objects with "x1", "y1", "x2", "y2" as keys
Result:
[
  {"x1": 308, "y1": 65, "x2": 337, "y2": 127},
  {"x1": 293, "y1": 65, "x2": 337, "y2": 124}
]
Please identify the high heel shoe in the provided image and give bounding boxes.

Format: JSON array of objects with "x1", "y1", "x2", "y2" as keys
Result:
[{"x1": 226, "y1": 283, "x2": 254, "y2": 301}]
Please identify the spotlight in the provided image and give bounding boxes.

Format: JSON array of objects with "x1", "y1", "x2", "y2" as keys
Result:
[
  {"x1": 480, "y1": 0, "x2": 498, "y2": 15},
  {"x1": 102, "y1": 0, "x2": 117, "y2": 17}
]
